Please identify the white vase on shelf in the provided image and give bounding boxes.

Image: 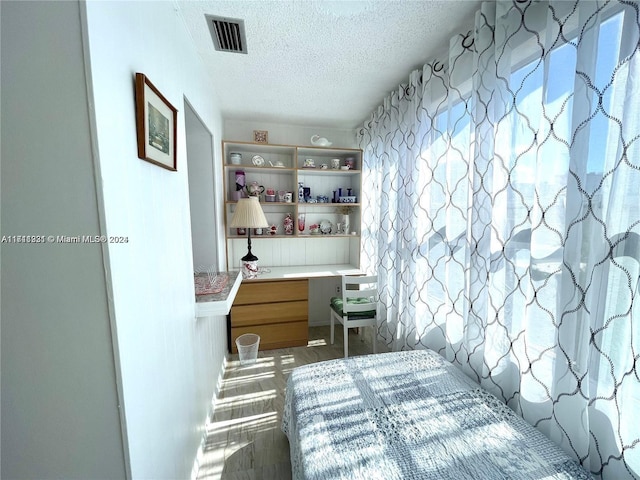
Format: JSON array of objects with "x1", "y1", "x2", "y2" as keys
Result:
[{"x1": 341, "y1": 214, "x2": 350, "y2": 234}]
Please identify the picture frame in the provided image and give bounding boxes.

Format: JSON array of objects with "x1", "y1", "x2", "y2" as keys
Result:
[
  {"x1": 253, "y1": 130, "x2": 268, "y2": 144},
  {"x1": 135, "y1": 73, "x2": 178, "y2": 171}
]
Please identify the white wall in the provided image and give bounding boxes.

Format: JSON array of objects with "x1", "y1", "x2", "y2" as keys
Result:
[
  {"x1": 224, "y1": 119, "x2": 357, "y2": 148},
  {"x1": 83, "y1": 2, "x2": 227, "y2": 479},
  {"x1": 1, "y1": 1, "x2": 126, "y2": 478}
]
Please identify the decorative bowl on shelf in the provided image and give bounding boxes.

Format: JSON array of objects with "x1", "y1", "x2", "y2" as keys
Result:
[
  {"x1": 340, "y1": 166, "x2": 350, "y2": 170},
  {"x1": 319, "y1": 219, "x2": 333, "y2": 234},
  {"x1": 339, "y1": 196, "x2": 357, "y2": 203}
]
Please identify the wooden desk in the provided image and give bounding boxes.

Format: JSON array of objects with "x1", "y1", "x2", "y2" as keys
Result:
[
  {"x1": 229, "y1": 265, "x2": 362, "y2": 352},
  {"x1": 243, "y1": 264, "x2": 362, "y2": 280}
]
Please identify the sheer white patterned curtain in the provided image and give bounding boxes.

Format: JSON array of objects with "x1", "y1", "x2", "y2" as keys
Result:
[{"x1": 358, "y1": 1, "x2": 640, "y2": 478}]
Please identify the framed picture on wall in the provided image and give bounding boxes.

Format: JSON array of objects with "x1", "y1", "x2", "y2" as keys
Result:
[
  {"x1": 135, "y1": 73, "x2": 178, "y2": 171},
  {"x1": 253, "y1": 130, "x2": 268, "y2": 144}
]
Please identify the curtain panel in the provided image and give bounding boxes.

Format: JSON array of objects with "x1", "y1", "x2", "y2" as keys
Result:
[{"x1": 357, "y1": 1, "x2": 640, "y2": 478}]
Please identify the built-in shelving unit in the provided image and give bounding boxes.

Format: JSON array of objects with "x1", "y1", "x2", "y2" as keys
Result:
[{"x1": 222, "y1": 140, "x2": 363, "y2": 269}]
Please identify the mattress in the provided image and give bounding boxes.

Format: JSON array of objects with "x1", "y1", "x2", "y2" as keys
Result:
[{"x1": 282, "y1": 350, "x2": 592, "y2": 480}]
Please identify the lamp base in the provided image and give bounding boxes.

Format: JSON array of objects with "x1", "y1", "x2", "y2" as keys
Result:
[
  {"x1": 242, "y1": 230, "x2": 258, "y2": 262},
  {"x1": 241, "y1": 260, "x2": 259, "y2": 279},
  {"x1": 241, "y1": 251, "x2": 258, "y2": 262}
]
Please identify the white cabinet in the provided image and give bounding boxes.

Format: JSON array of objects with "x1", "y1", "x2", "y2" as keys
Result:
[{"x1": 222, "y1": 141, "x2": 362, "y2": 268}]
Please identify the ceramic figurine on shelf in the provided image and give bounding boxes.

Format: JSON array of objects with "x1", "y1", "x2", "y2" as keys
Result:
[
  {"x1": 244, "y1": 181, "x2": 265, "y2": 197},
  {"x1": 310, "y1": 135, "x2": 332, "y2": 147},
  {"x1": 284, "y1": 213, "x2": 294, "y2": 235}
]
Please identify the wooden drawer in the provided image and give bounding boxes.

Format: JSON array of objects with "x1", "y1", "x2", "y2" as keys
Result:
[
  {"x1": 231, "y1": 300, "x2": 307, "y2": 328},
  {"x1": 234, "y1": 279, "x2": 308, "y2": 305},
  {"x1": 231, "y1": 321, "x2": 308, "y2": 352}
]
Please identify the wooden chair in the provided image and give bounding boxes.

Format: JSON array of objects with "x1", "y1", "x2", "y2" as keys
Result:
[{"x1": 329, "y1": 275, "x2": 378, "y2": 358}]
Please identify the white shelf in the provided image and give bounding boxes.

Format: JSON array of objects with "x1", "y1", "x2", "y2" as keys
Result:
[
  {"x1": 298, "y1": 203, "x2": 360, "y2": 207},
  {"x1": 297, "y1": 234, "x2": 360, "y2": 238},
  {"x1": 195, "y1": 271, "x2": 243, "y2": 317},
  {"x1": 297, "y1": 169, "x2": 360, "y2": 175},
  {"x1": 225, "y1": 165, "x2": 296, "y2": 173},
  {"x1": 223, "y1": 140, "x2": 363, "y2": 269}
]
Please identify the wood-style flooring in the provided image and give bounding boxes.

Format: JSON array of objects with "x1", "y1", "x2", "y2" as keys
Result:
[{"x1": 195, "y1": 325, "x2": 388, "y2": 480}]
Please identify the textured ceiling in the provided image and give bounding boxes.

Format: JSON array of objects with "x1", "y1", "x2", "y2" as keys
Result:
[{"x1": 177, "y1": 1, "x2": 483, "y2": 129}]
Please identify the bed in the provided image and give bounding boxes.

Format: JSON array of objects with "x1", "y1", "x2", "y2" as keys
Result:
[{"x1": 282, "y1": 350, "x2": 592, "y2": 479}]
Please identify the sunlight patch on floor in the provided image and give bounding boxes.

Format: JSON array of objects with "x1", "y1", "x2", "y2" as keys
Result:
[
  {"x1": 308, "y1": 338, "x2": 328, "y2": 347},
  {"x1": 220, "y1": 370, "x2": 275, "y2": 387},
  {"x1": 214, "y1": 389, "x2": 277, "y2": 408},
  {"x1": 206, "y1": 411, "x2": 278, "y2": 435}
]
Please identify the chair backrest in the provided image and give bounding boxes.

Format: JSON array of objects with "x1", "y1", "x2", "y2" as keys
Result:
[{"x1": 341, "y1": 275, "x2": 378, "y2": 314}]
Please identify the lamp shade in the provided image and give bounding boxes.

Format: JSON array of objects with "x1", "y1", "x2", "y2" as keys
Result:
[{"x1": 229, "y1": 197, "x2": 269, "y2": 228}]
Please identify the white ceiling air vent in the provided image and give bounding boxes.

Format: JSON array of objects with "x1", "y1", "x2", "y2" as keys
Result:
[{"x1": 205, "y1": 15, "x2": 247, "y2": 54}]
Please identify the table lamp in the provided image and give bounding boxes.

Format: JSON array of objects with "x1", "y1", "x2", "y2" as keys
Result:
[{"x1": 229, "y1": 196, "x2": 269, "y2": 277}]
